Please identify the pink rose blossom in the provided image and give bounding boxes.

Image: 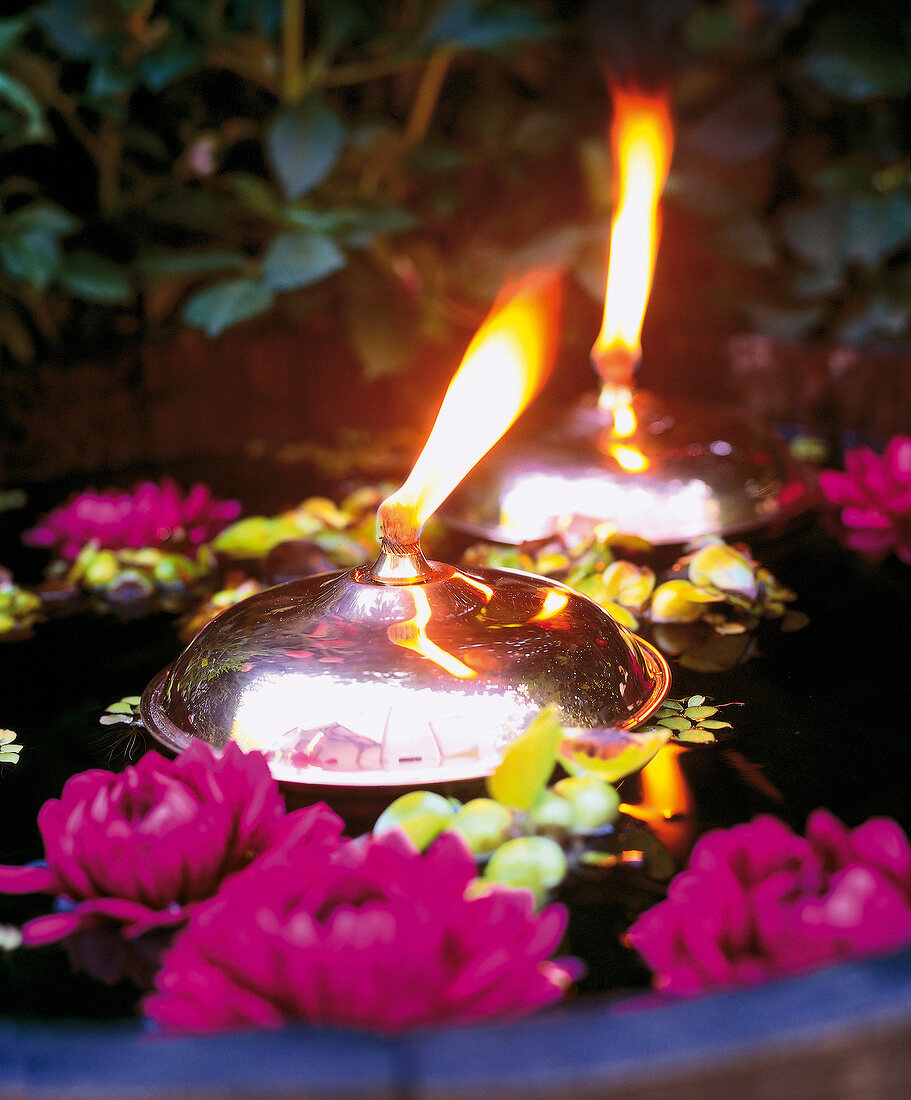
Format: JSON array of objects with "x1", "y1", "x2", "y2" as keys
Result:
[
  {"x1": 627, "y1": 810, "x2": 911, "y2": 997},
  {"x1": 144, "y1": 829, "x2": 582, "y2": 1033},
  {"x1": 820, "y1": 435, "x2": 911, "y2": 562},
  {"x1": 24, "y1": 479, "x2": 241, "y2": 560},
  {"x1": 0, "y1": 743, "x2": 343, "y2": 985}
]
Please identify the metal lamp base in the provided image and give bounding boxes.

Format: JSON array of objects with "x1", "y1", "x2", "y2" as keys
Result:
[
  {"x1": 141, "y1": 561, "x2": 669, "y2": 795},
  {"x1": 442, "y1": 389, "x2": 818, "y2": 546}
]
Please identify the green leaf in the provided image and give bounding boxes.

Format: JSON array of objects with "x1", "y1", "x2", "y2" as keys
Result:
[
  {"x1": 0, "y1": 229, "x2": 61, "y2": 290},
  {"x1": 675, "y1": 728, "x2": 717, "y2": 745},
  {"x1": 315, "y1": 0, "x2": 368, "y2": 57},
  {"x1": 0, "y1": 17, "x2": 27, "y2": 56},
  {"x1": 700, "y1": 720, "x2": 733, "y2": 730},
  {"x1": 0, "y1": 72, "x2": 47, "y2": 140},
  {"x1": 844, "y1": 194, "x2": 911, "y2": 269},
  {"x1": 423, "y1": 0, "x2": 549, "y2": 52},
  {"x1": 36, "y1": 0, "x2": 121, "y2": 62},
  {"x1": 60, "y1": 251, "x2": 133, "y2": 303},
  {"x1": 657, "y1": 716, "x2": 692, "y2": 732},
  {"x1": 268, "y1": 97, "x2": 346, "y2": 200},
  {"x1": 716, "y1": 219, "x2": 776, "y2": 268},
  {"x1": 146, "y1": 189, "x2": 227, "y2": 232},
  {"x1": 486, "y1": 707, "x2": 562, "y2": 810},
  {"x1": 261, "y1": 232, "x2": 346, "y2": 291},
  {"x1": 0, "y1": 751, "x2": 20, "y2": 763},
  {"x1": 686, "y1": 695, "x2": 706, "y2": 707},
  {"x1": 685, "y1": 87, "x2": 779, "y2": 163},
  {"x1": 183, "y1": 277, "x2": 274, "y2": 337},
  {"x1": 138, "y1": 38, "x2": 201, "y2": 92},
  {"x1": 344, "y1": 206, "x2": 419, "y2": 248},
  {"x1": 684, "y1": 705, "x2": 719, "y2": 721},
  {"x1": 839, "y1": 297, "x2": 909, "y2": 344},
  {"x1": 341, "y1": 260, "x2": 421, "y2": 379},
  {"x1": 684, "y1": 5, "x2": 740, "y2": 52},
  {"x1": 135, "y1": 250, "x2": 248, "y2": 278},
  {"x1": 801, "y1": 25, "x2": 911, "y2": 101},
  {"x1": 9, "y1": 203, "x2": 79, "y2": 237},
  {"x1": 87, "y1": 60, "x2": 136, "y2": 99},
  {"x1": 744, "y1": 301, "x2": 822, "y2": 339},
  {"x1": 780, "y1": 199, "x2": 844, "y2": 269}
]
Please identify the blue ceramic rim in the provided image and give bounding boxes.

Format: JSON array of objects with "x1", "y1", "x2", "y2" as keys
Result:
[{"x1": 3, "y1": 942, "x2": 911, "y2": 1096}]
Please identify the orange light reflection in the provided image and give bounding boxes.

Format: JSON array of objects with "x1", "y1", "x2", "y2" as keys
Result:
[
  {"x1": 612, "y1": 403, "x2": 637, "y2": 438},
  {"x1": 620, "y1": 744, "x2": 694, "y2": 859},
  {"x1": 593, "y1": 88, "x2": 673, "y2": 383},
  {"x1": 388, "y1": 586, "x2": 476, "y2": 679},
  {"x1": 530, "y1": 589, "x2": 569, "y2": 622},
  {"x1": 609, "y1": 443, "x2": 649, "y2": 473},
  {"x1": 381, "y1": 269, "x2": 562, "y2": 534}
]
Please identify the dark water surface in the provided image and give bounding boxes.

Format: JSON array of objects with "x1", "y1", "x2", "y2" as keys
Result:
[{"x1": 2, "y1": 474, "x2": 910, "y2": 1018}]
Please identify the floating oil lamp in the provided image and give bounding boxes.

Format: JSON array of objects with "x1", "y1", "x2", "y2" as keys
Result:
[
  {"x1": 443, "y1": 88, "x2": 816, "y2": 547},
  {"x1": 140, "y1": 270, "x2": 670, "y2": 805}
]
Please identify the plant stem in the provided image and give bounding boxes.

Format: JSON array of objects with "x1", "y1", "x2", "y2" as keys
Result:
[
  {"x1": 403, "y1": 49, "x2": 452, "y2": 149},
  {"x1": 282, "y1": 0, "x2": 305, "y2": 103},
  {"x1": 322, "y1": 54, "x2": 428, "y2": 89}
]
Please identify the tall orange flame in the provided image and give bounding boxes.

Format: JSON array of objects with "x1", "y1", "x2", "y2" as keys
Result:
[
  {"x1": 593, "y1": 88, "x2": 673, "y2": 389},
  {"x1": 379, "y1": 269, "x2": 562, "y2": 544}
]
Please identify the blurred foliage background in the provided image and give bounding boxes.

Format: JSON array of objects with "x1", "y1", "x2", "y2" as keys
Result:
[{"x1": 0, "y1": 0, "x2": 908, "y2": 378}]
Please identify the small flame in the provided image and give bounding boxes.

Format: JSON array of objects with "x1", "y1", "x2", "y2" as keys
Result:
[
  {"x1": 379, "y1": 269, "x2": 562, "y2": 545},
  {"x1": 592, "y1": 88, "x2": 673, "y2": 386},
  {"x1": 388, "y1": 586, "x2": 476, "y2": 679}
]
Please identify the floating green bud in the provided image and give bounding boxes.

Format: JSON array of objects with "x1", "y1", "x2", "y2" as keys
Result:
[
  {"x1": 448, "y1": 798, "x2": 513, "y2": 854},
  {"x1": 528, "y1": 789, "x2": 574, "y2": 832},
  {"x1": 484, "y1": 835, "x2": 568, "y2": 902},
  {"x1": 83, "y1": 550, "x2": 120, "y2": 588},
  {"x1": 373, "y1": 790, "x2": 456, "y2": 851},
  {"x1": 552, "y1": 775, "x2": 620, "y2": 832}
]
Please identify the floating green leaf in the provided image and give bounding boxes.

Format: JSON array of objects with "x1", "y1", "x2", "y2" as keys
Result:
[
  {"x1": 487, "y1": 707, "x2": 562, "y2": 810},
  {"x1": 557, "y1": 726, "x2": 669, "y2": 783},
  {"x1": 0, "y1": 728, "x2": 22, "y2": 764}
]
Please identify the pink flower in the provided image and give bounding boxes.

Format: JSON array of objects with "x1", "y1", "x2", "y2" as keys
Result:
[
  {"x1": 820, "y1": 435, "x2": 911, "y2": 562},
  {"x1": 144, "y1": 830, "x2": 581, "y2": 1033},
  {"x1": 627, "y1": 810, "x2": 911, "y2": 997},
  {"x1": 0, "y1": 743, "x2": 343, "y2": 985},
  {"x1": 24, "y1": 479, "x2": 241, "y2": 560}
]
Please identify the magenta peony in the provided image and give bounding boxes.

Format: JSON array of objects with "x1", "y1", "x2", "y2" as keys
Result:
[
  {"x1": 23, "y1": 479, "x2": 241, "y2": 560},
  {"x1": 144, "y1": 829, "x2": 582, "y2": 1033},
  {"x1": 0, "y1": 743, "x2": 343, "y2": 985},
  {"x1": 627, "y1": 810, "x2": 911, "y2": 997},
  {"x1": 820, "y1": 435, "x2": 911, "y2": 562}
]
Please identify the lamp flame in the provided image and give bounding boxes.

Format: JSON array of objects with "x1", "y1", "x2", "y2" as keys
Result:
[
  {"x1": 592, "y1": 88, "x2": 673, "y2": 389},
  {"x1": 378, "y1": 269, "x2": 562, "y2": 548}
]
